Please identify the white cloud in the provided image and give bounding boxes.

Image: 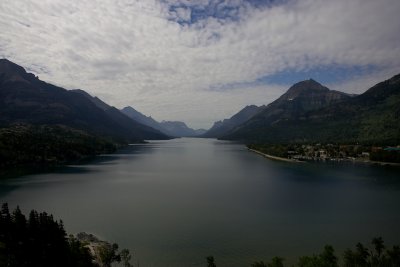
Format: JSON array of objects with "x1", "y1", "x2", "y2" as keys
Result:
[
  {"x1": 0, "y1": 0, "x2": 399, "y2": 129},
  {"x1": 172, "y1": 7, "x2": 191, "y2": 22}
]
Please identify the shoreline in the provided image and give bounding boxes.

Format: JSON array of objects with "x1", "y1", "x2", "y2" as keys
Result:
[
  {"x1": 249, "y1": 148, "x2": 400, "y2": 167},
  {"x1": 248, "y1": 148, "x2": 303, "y2": 163},
  {"x1": 357, "y1": 159, "x2": 400, "y2": 167}
]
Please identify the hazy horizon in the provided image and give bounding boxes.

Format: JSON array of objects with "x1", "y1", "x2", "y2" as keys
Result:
[{"x1": 1, "y1": 0, "x2": 399, "y2": 129}]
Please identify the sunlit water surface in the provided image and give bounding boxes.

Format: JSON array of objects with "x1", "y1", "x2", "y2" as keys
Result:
[{"x1": 1, "y1": 138, "x2": 400, "y2": 266}]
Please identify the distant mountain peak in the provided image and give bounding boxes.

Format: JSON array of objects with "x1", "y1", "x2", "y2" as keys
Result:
[
  {"x1": 274, "y1": 79, "x2": 351, "y2": 107},
  {"x1": 161, "y1": 120, "x2": 186, "y2": 126},
  {"x1": 122, "y1": 106, "x2": 136, "y2": 112},
  {"x1": 284, "y1": 79, "x2": 328, "y2": 97},
  {"x1": 159, "y1": 120, "x2": 203, "y2": 137},
  {"x1": 121, "y1": 107, "x2": 203, "y2": 137}
]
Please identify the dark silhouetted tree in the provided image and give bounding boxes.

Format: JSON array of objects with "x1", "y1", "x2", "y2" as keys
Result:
[
  {"x1": 370, "y1": 237, "x2": 385, "y2": 266},
  {"x1": 268, "y1": 257, "x2": 284, "y2": 267},
  {"x1": 297, "y1": 245, "x2": 337, "y2": 267},
  {"x1": 386, "y1": 245, "x2": 400, "y2": 267},
  {"x1": 320, "y1": 245, "x2": 338, "y2": 267},
  {"x1": 298, "y1": 255, "x2": 321, "y2": 267},
  {"x1": 67, "y1": 235, "x2": 95, "y2": 267},
  {"x1": 97, "y1": 242, "x2": 121, "y2": 267},
  {"x1": 0, "y1": 203, "x2": 95, "y2": 267},
  {"x1": 252, "y1": 257, "x2": 284, "y2": 267},
  {"x1": 120, "y1": 248, "x2": 133, "y2": 267},
  {"x1": 372, "y1": 237, "x2": 385, "y2": 258},
  {"x1": 355, "y1": 242, "x2": 370, "y2": 266},
  {"x1": 206, "y1": 255, "x2": 216, "y2": 267},
  {"x1": 343, "y1": 249, "x2": 356, "y2": 267}
]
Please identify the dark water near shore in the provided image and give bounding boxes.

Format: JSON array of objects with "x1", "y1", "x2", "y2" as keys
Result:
[{"x1": 1, "y1": 138, "x2": 399, "y2": 266}]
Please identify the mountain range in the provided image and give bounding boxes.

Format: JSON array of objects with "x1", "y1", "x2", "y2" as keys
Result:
[
  {"x1": 0, "y1": 58, "x2": 179, "y2": 167},
  {"x1": 211, "y1": 77, "x2": 400, "y2": 145},
  {"x1": 1, "y1": 57, "x2": 398, "y2": 168},
  {"x1": 0, "y1": 58, "x2": 169, "y2": 143},
  {"x1": 121, "y1": 106, "x2": 206, "y2": 137}
]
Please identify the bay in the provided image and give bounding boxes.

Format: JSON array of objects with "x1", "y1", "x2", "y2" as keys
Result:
[{"x1": 1, "y1": 138, "x2": 399, "y2": 267}]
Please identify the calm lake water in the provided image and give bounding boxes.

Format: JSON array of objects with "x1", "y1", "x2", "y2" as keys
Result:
[{"x1": 1, "y1": 138, "x2": 400, "y2": 266}]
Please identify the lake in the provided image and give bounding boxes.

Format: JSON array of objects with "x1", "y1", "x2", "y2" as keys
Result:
[{"x1": 1, "y1": 138, "x2": 399, "y2": 267}]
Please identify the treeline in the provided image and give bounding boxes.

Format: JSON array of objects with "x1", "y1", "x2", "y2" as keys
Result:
[
  {"x1": 0, "y1": 203, "x2": 133, "y2": 267},
  {"x1": 0, "y1": 124, "x2": 117, "y2": 169},
  {"x1": 0, "y1": 203, "x2": 93, "y2": 267},
  {"x1": 207, "y1": 238, "x2": 400, "y2": 267}
]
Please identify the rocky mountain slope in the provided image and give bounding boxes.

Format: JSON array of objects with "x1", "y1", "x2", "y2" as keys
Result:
[
  {"x1": 0, "y1": 59, "x2": 169, "y2": 143},
  {"x1": 202, "y1": 105, "x2": 265, "y2": 138},
  {"x1": 221, "y1": 76, "x2": 400, "y2": 145}
]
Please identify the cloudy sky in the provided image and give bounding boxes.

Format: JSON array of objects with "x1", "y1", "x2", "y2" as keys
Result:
[{"x1": 1, "y1": 0, "x2": 400, "y2": 129}]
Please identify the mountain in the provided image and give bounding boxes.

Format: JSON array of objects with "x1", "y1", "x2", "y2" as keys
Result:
[
  {"x1": 121, "y1": 106, "x2": 165, "y2": 133},
  {"x1": 250, "y1": 79, "x2": 351, "y2": 122},
  {"x1": 193, "y1": 128, "x2": 207, "y2": 136},
  {"x1": 71, "y1": 90, "x2": 169, "y2": 140},
  {"x1": 222, "y1": 76, "x2": 400, "y2": 144},
  {"x1": 159, "y1": 121, "x2": 205, "y2": 137},
  {"x1": 202, "y1": 105, "x2": 265, "y2": 138},
  {"x1": 121, "y1": 106, "x2": 205, "y2": 137},
  {"x1": 0, "y1": 59, "x2": 169, "y2": 143}
]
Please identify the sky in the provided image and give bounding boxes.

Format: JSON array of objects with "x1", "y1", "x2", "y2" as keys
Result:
[{"x1": 0, "y1": 0, "x2": 400, "y2": 129}]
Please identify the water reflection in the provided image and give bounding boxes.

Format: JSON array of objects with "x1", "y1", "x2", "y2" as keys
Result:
[{"x1": 0, "y1": 138, "x2": 399, "y2": 267}]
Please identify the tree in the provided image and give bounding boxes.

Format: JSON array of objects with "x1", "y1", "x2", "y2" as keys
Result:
[
  {"x1": 296, "y1": 245, "x2": 337, "y2": 267},
  {"x1": 319, "y1": 245, "x2": 338, "y2": 267},
  {"x1": 355, "y1": 242, "x2": 369, "y2": 266},
  {"x1": 97, "y1": 242, "x2": 121, "y2": 267},
  {"x1": 386, "y1": 246, "x2": 400, "y2": 267},
  {"x1": 371, "y1": 237, "x2": 385, "y2": 266},
  {"x1": 0, "y1": 203, "x2": 95, "y2": 267},
  {"x1": 372, "y1": 237, "x2": 385, "y2": 258},
  {"x1": 206, "y1": 255, "x2": 216, "y2": 267},
  {"x1": 343, "y1": 249, "x2": 356, "y2": 267},
  {"x1": 297, "y1": 255, "x2": 321, "y2": 267},
  {"x1": 268, "y1": 257, "x2": 284, "y2": 267},
  {"x1": 120, "y1": 248, "x2": 133, "y2": 267},
  {"x1": 0, "y1": 203, "x2": 11, "y2": 226},
  {"x1": 68, "y1": 235, "x2": 96, "y2": 267},
  {"x1": 252, "y1": 257, "x2": 284, "y2": 267}
]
